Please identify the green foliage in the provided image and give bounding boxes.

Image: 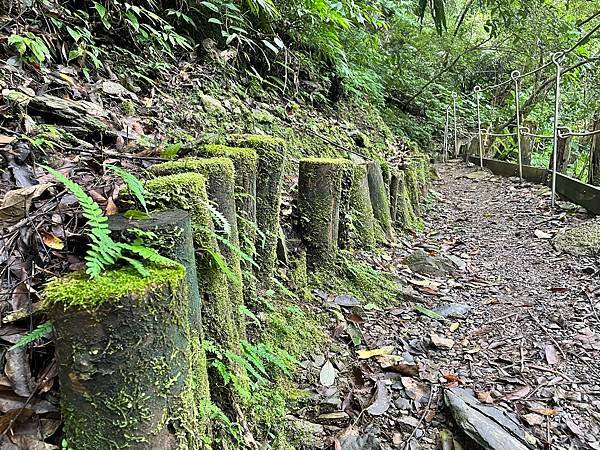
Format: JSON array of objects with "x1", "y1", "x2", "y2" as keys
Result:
[
  {"x1": 8, "y1": 32, "x2": 50, "y2": 65},
  {"x1": 42, "y1": 165, "x2": 176, "y2": 279},
  {"x1": 9, "y1": 322, "x2": 54, "y2": 351},
  {"x1": 105, "y1": 164, "x2": 148, "y2": 213}
]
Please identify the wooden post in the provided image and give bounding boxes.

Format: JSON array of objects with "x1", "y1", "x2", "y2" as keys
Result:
[
  {"x1": 298, "y1": 158, "x2": 349, "y2": 269},
  {"x1": 227, "y1": 135, "x2": 287, "y2": 289},
  {"x1": 144, "y1": 173, "x2": 246, "y2": 399},
  {"x1": 389, "y1": 168, "x2": 401, "y2": 224},
  {"x1": 555, "y1": 134, "x2": 572, "y2": 174},
  {"x1": 589, "y1": 118, "x2": 600, "y2": 186},
  {"x1": 198, "y1": 145, "x2": 259, "y2": 305},
  {"x1": 339, "y1": 163, "x2": 376, "y2": 250},
  {"x1": 150, "y1": 158, "x2": 246, "y2": 336},
  {"x1": 366, "y1": 160, "x2": 393, "y2": 242},
  {"x1": 395, "y1": 170, "x2": 419, "y2": 230},
  {"x1": 47, "y1": 264, "x2": 209, "y2": 449},
  {"x1": 405, "y1": 161, "x2": 422, "y2": 215}
]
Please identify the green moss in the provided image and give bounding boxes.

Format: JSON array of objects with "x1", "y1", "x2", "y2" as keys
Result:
[
  {"x1": 228, "y1": 134, "x2": 286, "y2": 156},
  {"x1": 45, "y1": 265, "x2": 185, "y2": 309},
  {"x1": 347, "y1": 163, "x2": 376, "y2": 249},
  {"x1": 299, "y1": 157, "x2": 351, "y2": 165},
  {"x1": 201, "y1": 144, "x2": 258, "y2": 167},
  {"x1": 150, "y1": 157, "x2": 235, "y2": 182},
  {"x1": 553, "y1": 221, "x2": 600, "y2": 256}
]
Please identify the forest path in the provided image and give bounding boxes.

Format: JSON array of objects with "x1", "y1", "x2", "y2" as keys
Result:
[{"x1": 320, "y1": 162, "x2": 600, "y2": 450}]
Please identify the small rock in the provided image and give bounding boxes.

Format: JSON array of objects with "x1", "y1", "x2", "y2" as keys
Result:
[
  {"x1": 403, "y1": 249, "x2": 455, "y2": 277},
  {"x1": 430, "y1": 333, "x2": 455, "y2": 349},
  {"x1": 394, "y1": 397, "x2": 411, "y2": 410},
  {"x1": 200, "y1": 94, "x2": 226, "y2": 114},
  {"x1": 433, "y1": 303, "x2": 472, "y2": 318},
  {"x1": 397, "y1": 415, "x2": 420, "y2": 431},
  {"x1": 316, "y1": 411, "x2": 349, "y2": 424},
  {"x1": 522, "y1": 413, "x2": 544, "y2": 426}
]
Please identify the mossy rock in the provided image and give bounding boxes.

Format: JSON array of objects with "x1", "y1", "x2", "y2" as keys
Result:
[
  {"x1": 553, "y1": 220, "x2": 600, "y2": 256},
  {"x1": 47, "y1": 266, "x2": 211, "y2": 450},
  {"x1": 341, "y1": 163, "x2": 376, "y2": 250}
]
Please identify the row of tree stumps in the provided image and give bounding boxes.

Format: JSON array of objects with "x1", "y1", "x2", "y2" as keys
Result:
[{"x1": 45, "y1": 137, "x2": 429, "y2": 449}]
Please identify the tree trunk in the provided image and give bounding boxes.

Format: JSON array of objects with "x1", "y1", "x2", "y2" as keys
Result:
[
  {"x1": 227, "y1": 135, "x2": 287, "y2": 290},
  {"x1": 150, "y1": 158, "x2": 246, "y2": 337},
  {"x1": 366, "y1": 161, "x2": 393, "y2": 242},
  {"x1": 298, "y1": 158, "x2": 349, "y2": 269},
  {"x1": 47, "y1": 264, "x2": 208, "y2": 449},
  {"x1": 389, "y1": 168, "x2": 401, "y2": 224},
  {"x1": 549, "y1": 135, "x2": 572, "y2": 174},
  {"x1": 589, "y1": 119, "x2": 600, "y2": 186}
]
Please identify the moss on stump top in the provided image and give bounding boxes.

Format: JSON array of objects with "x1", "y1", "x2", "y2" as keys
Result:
[
  {"x1": 228, "y1": 134, "x2": 286, "y2": 155},
  {"x1": 150, "y1": 157, "x2": 235, "y2": 181},
  {"x1": 202, "y1": 144, "x2": 258, "y2": 166},
  {"x1": 45, "y1": 265, "x2": 186, "y2": 309},
  {"x1": 145, "y1": 172, "x2": 207, "y2": 197},
  {"x1": 299, "y1": 157, "x2": 352, "y2": 166}
]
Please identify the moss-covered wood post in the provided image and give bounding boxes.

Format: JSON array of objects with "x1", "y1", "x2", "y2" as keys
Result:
[
  {"x1": 339, "y1": 163, "x2": 376, "y2": 250},
  {"x1": 47, "y1": 265, "x2": 209, "y2": 450},
  {"x1": 394, "y1": 170, "x2": 419, "y2": 230},
  {"x1": 366, "y1": 160, "x2": 393, "y2": 242},
  {"x1": 389, "y1": 168, "x2": 401, "y2": 224},
  {"x1": 144, "y1": 174, "x2": 246, "y2": 398},
  {"x1": 405, "y1": 162, "x2": 422, "y2": 215},
  {"x1": 198, "y1": 144, "x2": 259, "y2": 303},
  {"x1": 298, "y1": 158, "x2": 349, "y2": 269},
  {"x1": 149, "y1": 158, "x2": 246, "y2": 337},
  {"x1": 227, "y1": 134, "x2": 287, "y2": 289}
]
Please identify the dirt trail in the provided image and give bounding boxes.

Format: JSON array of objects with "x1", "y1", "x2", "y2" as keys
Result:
[{"x1": 301, "y1": 162, "x2": 600, "y2": 450}]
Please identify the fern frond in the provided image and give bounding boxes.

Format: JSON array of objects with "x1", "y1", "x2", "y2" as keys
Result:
[
  {"x1": 206, "y1": 248, "x2": 241, "y2": 286},
  {"x1": 120, "y1": 243, "x2": 178, "y2": 269},
  {"x1": 204, "y1": 201, "x2": 231, "y2": 235},
  {"x1": 106, "y1": 164, "x2": 148, "y2": 213},
  {"x1": 42, "y1": 165, "x2": 123, "y2": 278},
  {"x1": 9, "y1": 322, "x2": 54, "y2": 351},
  {"x1": 214, "y1": 234, "x2": 258, "y2": 268},
  {"x1": 120, "y1": 255, "x2": 151, "y2": 277}
]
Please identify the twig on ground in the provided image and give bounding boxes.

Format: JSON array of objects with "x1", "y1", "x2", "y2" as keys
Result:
[
  {"x1": 527, "y1": 310, "x2": 567, "y2": 361},
  {"x1": 402, "y1": 385, "x2": 436, "y2": 450}
]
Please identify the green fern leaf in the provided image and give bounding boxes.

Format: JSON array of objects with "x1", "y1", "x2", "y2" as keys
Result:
[
  {"x1": 106, "y1": 164, "x2": 148, "y2": 213},
  {"x1": 120, "y1": 243, "x2": 178, "y2": 268},
  {"x1": 206, "y1": 248, "x2": 241, "y2": 286},
  {"x1": 9, "y1": 322, "x2": 54, "y2": 351},
  {"x1": 120, "y1": 255, "x2": 150, "y2": 277},
  {"x1": 214, "y1": 234, "x2": 258, "y2": 268},
  {"x1": 204, "y1": 201, "x2": 231, "y2": 235}
]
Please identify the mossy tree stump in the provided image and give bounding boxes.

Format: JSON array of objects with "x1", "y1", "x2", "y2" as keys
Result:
[
  {"x1": 150, "y1": 158, "x2": 246, "y2": 337},
  {"x1": 47, "y1": 265, "x2": 208, "y2": 450},
  {"x1": 227, "y1": 134, "x2": 286, "y2": 289},
  {"x1": 389, "y1": 168, "x2": 401, "y2": 224},
  {"x1": 404, "y1": 163, "x2": 422, "y2": 215},
  {"x1": 394, "y1": 171, "x2": 419, "y2": 230},
  {"x1": 339, "y1": 163, "x2": 376, "y2": 250},
  {"x1": 298, "y1": 158, "x2": 350, "y2": 269},
  {"x1": 366, "y1": 160, "x2": 393, "y2": 242},
  {"x1": 144, "y1": 173, "x2": 246, "y2": 402},
  {"x1": 198, "y1": 144, "x2": 259, "y2": 303}
]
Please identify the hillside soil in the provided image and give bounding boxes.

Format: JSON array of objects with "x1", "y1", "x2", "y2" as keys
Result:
[{"x1": 295, "y1": 162, "x2": 600, "y2": 450}]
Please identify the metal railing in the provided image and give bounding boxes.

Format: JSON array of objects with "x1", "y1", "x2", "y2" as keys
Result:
[{"x1": 443, "y1": 22, "x2": 600, "y2": 207}]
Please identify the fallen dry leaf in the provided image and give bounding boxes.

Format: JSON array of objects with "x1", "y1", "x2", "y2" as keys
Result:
[
  {"x1": 319, "y1": 360, "x2": 337, "y2": 387},
  {"x1": 0, "y1": 184, "x2": 49, "y2": 225},
  {"x1": 357, "y1": 346, "x2": 394, "y2": 359},
  {"x1": 544, "y1": 343, "x2": 559, "y2": 365},
  {"x1": 40, "y1": 231, "x2": 64, "y2": 250},
  {"x1": 534, "y1": 229, "x2": 552, "y2": 239},
  {"x1": 504, "y1": 385, "x2": 531, "y2": 401},
  {"x1": 0, "y1": 134, "x2": 17, "y2": 145},
  {"x1": 367, "y1": 380, "x2": 391, "y2": 416},
  {"x1": 476, "y1": 390, "x2": 494, "y2": 404}
]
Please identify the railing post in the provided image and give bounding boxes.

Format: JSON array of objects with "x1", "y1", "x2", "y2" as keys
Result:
[
  {"x1": 551, "y1": 52, "x2": 564, "y2": 207},
  {"x1": 452, "y1": 93, "x2": 458, "y2": 158},
  {"x1": 511, "y1": 70, "x2": 523, "y2": 181},
  {"x1": 474, "y1": 86, "x2": 483, "y2": 168},
  {"x1": 444, "y1": 106, "x2": 450, "y2": 162}
]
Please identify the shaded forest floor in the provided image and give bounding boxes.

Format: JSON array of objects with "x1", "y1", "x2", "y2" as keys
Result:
[{"x1": 296, "y1": 162, "x2": 600, "y2": 450}]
